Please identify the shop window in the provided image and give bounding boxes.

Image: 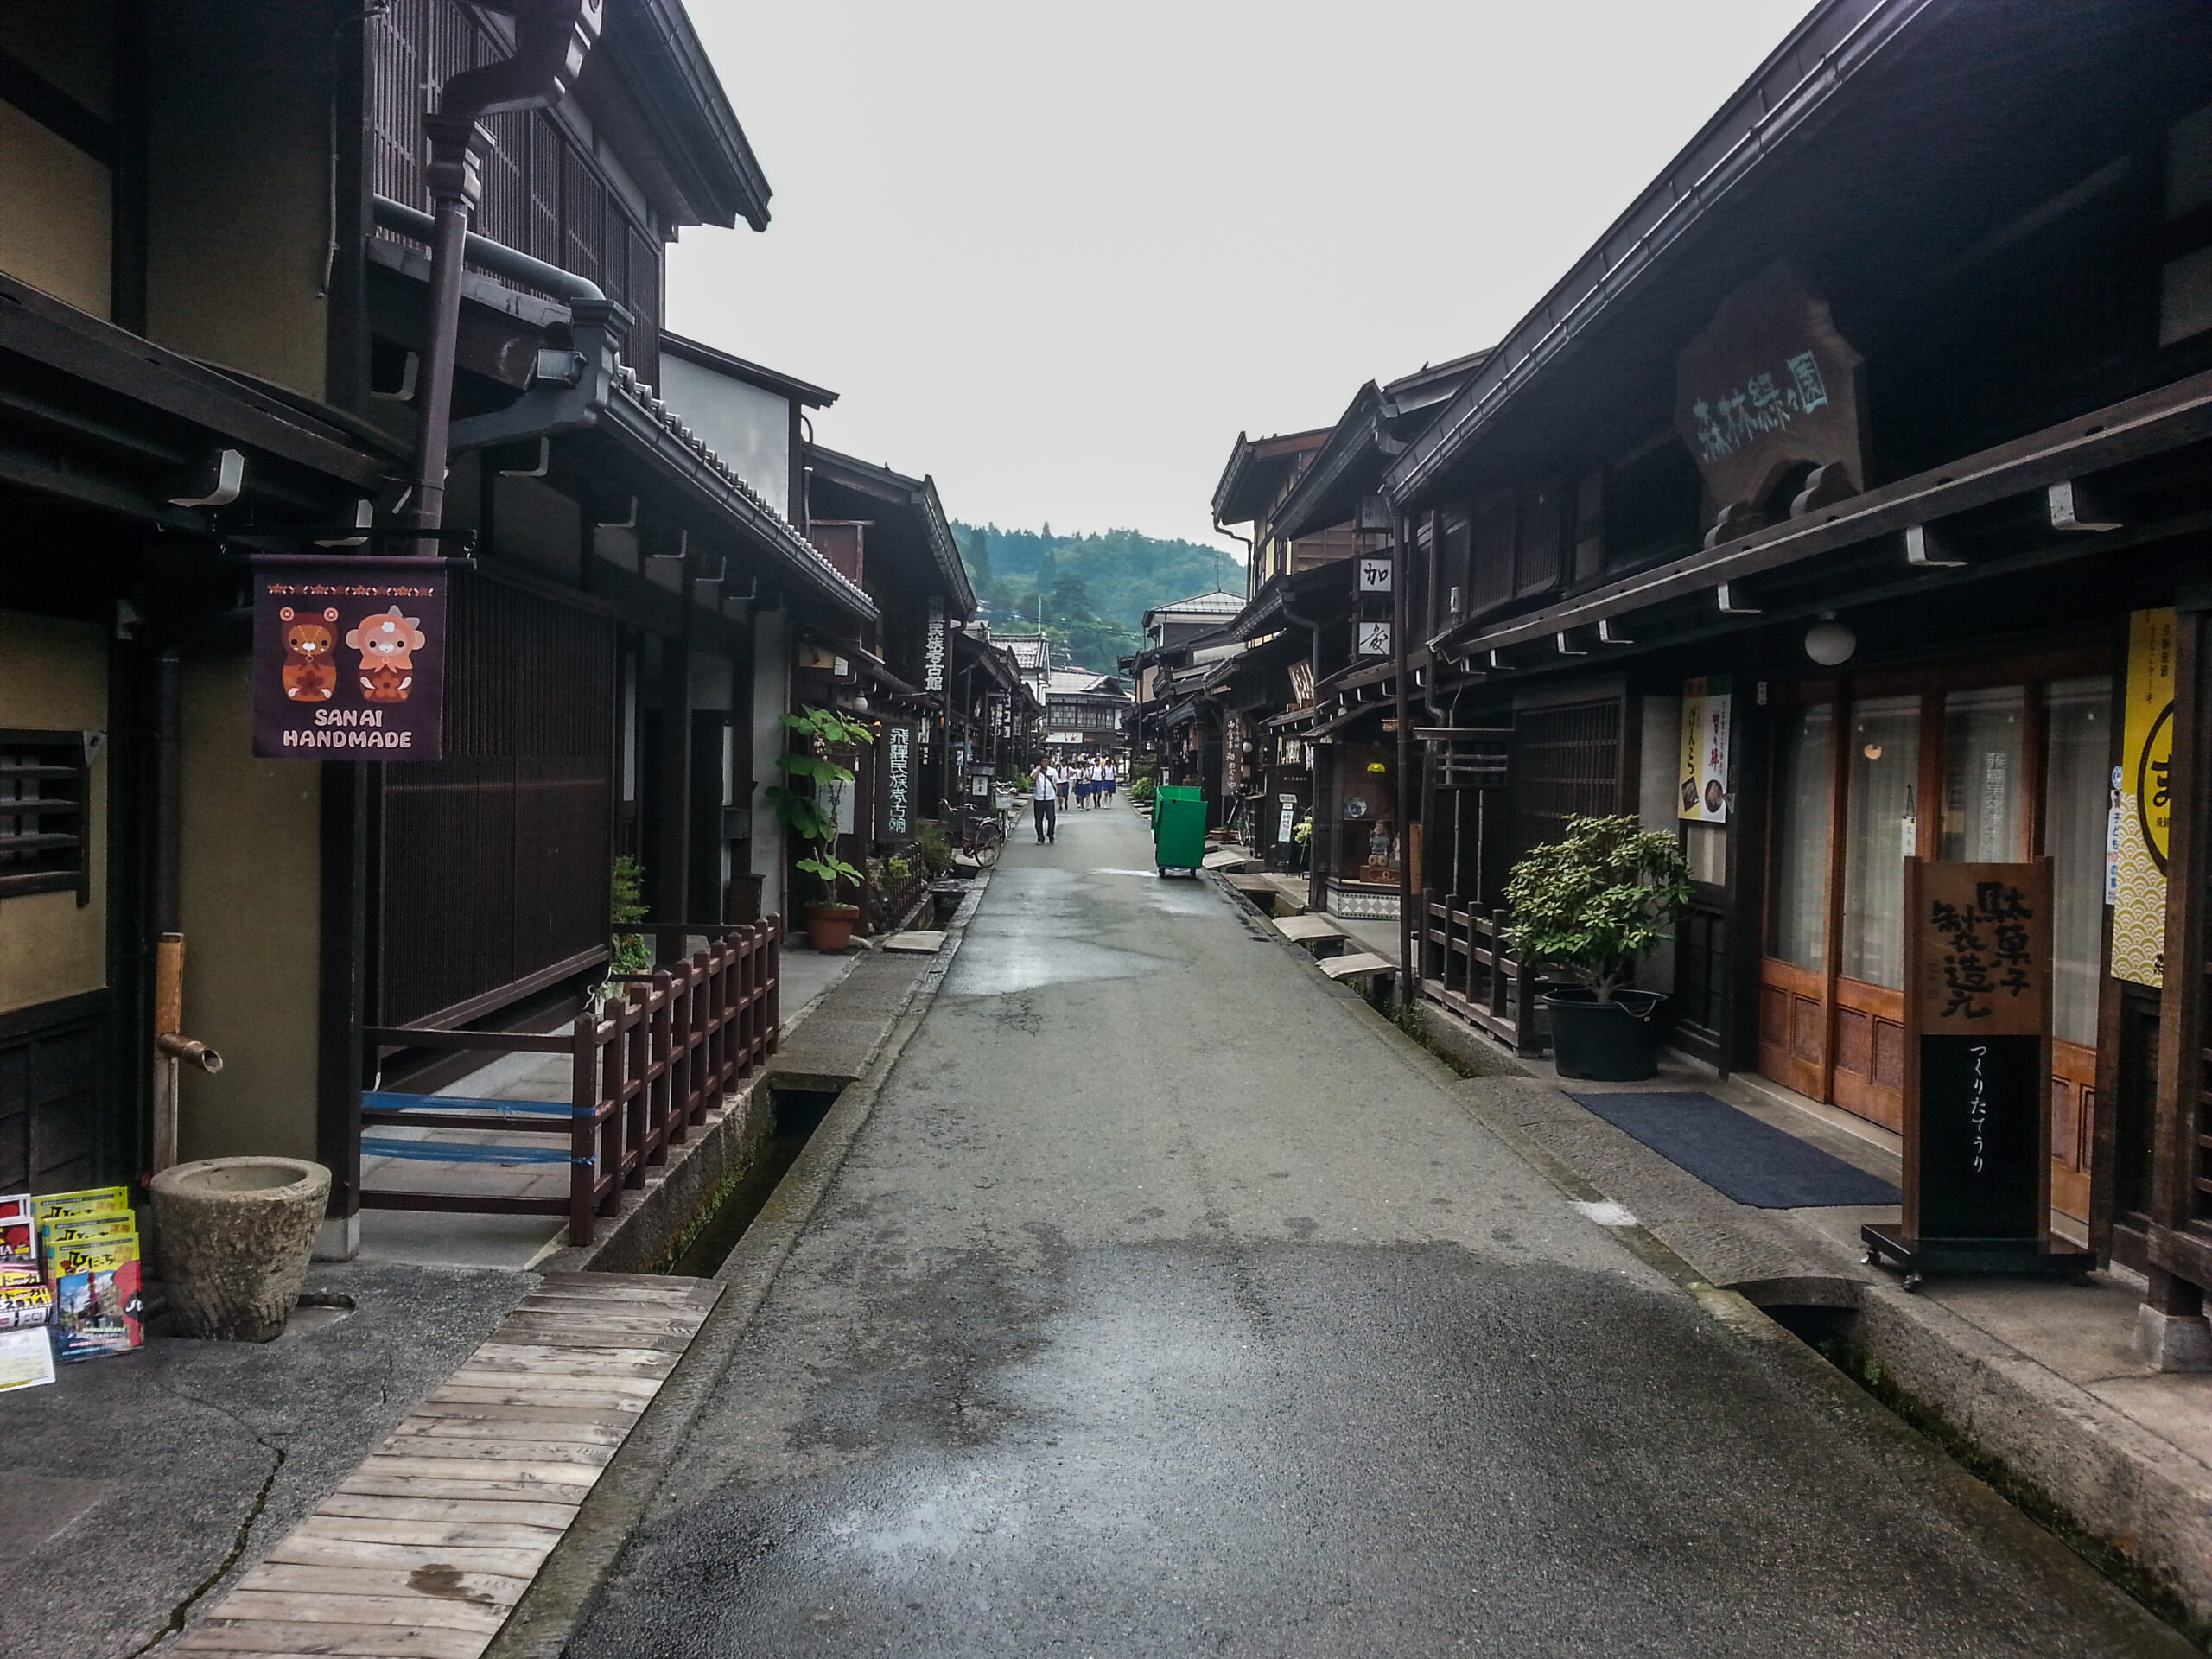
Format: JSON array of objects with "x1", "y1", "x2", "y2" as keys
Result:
[
  {"x1": 1767, "y1": 704, "x2": 1833, "y2": 970},
  {"x1": 1940, "y1": 685, "x2": 2027, "y2": 861},
  {"x1": 2044, "y1": 677, "x2": 2114, "y2": 1046},
  {"x1": 0, "y1": 731, "x2": 90, "y2": 903},
  {"x1": 1840, "y1": 696, "x2": 1920, "y2": 988}
]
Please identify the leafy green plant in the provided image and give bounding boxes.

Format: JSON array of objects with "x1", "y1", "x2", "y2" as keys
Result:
[
  {"x1": 1290, "y1": 810, "x2": 1313, "y2": 847},
  {"x1": 764, "y1": 706, "x2": 874, "y2": 909},
  {"x1": 609, "y1": 855, "x2": 651, "y2": 976},
  {"x1": 1502, "y1": 814, "x2": 1691, "y2": 1001},
  {"x1": 915, "y1": 817, "x2": 955, "y2": 879},
  {"x1": 1128, "y1": 775, "x2": 1157, "y2": 805}
]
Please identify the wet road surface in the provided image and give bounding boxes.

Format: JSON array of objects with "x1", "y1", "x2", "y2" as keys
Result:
[{"x1": 569, "y1": 804, "x2": 2183, "y2": 1657}]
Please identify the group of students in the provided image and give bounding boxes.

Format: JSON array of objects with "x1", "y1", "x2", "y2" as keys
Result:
[{"x1": 1026, "y1": 756, "x2": 1118, "y2": 843}]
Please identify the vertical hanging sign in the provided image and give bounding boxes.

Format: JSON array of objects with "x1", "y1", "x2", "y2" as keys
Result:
[
  {"x1": 251, "y1": 557, "x2": 447, "y2": 760},
  {"x1": 923, "y1": 599, "x2": 948, "y2": 693},
  {"x1": 2112, "y1": 607, "x2": 2175, "y2": 987},
  {"x1": 885, "y1": 726, "x2": 912, "y2": 836},
  {"x1": 1677, "y1": 677, "x2": 1732, "y2": 822},
  {"x1": 1863, "y1": 858, "x2": 2091, "y2": 1278}
]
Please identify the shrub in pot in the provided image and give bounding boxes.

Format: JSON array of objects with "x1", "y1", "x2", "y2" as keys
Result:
[
  {"x1": 1503, "y1": 814, "x2": 1691, "y2": 1081},
  {"x1": 765, "y1": 706, "x2": 874, "y2": 950}
]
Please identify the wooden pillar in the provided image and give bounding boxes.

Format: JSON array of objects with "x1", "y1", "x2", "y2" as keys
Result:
[
  {"x1": 2142, "y1": 598, "x2": 2212, "y2": 1368},
  {"x1": 653, "y1": 632, "x2": 690, "y2": 929}
]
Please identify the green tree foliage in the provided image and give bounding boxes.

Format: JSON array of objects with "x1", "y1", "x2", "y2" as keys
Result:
[{"x1": 955, "y1": 521, "x2": 1243, "y2": 670}]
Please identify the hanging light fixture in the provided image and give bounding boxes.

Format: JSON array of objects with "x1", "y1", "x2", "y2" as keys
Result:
[{"x1": 1804, "y1": 613, "x2": 1857, "y2": 666}]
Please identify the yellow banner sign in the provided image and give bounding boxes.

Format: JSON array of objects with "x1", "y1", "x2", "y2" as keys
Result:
[{"x1": 2112, "y1": 608, "x2": 2175, "y2": 988}]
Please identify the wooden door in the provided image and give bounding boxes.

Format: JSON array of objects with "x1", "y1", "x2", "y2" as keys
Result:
[{"x1": 1758, "y1": 696, "x2": 1840, "y2": 1101}]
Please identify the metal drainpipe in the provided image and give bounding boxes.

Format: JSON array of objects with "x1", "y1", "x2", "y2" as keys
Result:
[
  {"x1": 1393, "y1": 511, "x2": 1414, "y2": 1008},
  {"x1": 407, "y1": 0, "x2": 603, "y2": 558}
]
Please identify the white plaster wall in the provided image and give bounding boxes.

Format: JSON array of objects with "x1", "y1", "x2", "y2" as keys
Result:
[{"x1": 659, "y1": 356, "x2": 791, "y2": 520}]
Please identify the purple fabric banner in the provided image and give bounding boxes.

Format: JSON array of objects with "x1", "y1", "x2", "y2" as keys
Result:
[{"x1": 251, "y1": 556, "x2": 448, "y2": 760}]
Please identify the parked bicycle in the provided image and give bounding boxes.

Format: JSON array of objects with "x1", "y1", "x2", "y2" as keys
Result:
[{"x1": 940, "y1": 798, "x2": 1007, "y2": 870}]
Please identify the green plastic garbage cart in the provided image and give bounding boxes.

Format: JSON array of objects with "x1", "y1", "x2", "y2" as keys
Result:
[{"x1": 1153, "y1": 785, "x2": 1206, "y2": 877}]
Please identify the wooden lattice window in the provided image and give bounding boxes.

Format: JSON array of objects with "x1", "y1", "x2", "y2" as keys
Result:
[{"x1": 0, "y1": 732, "x2": 90, "y2": 904}]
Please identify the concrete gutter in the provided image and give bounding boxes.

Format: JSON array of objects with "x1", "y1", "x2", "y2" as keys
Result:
[
  {"x1": 1210, "y1": 871, "x2": 2212, "y2": 1643},
  {"x1": 482, "y1": 881, "x2": 988, "y2": 1659}
]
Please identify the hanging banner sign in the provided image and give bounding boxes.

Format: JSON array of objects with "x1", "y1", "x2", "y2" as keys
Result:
[
  {"x1": 1677, "y1": 677, "x2": 1732, "y2": 823},
  {"x1": 924, "y1": 598, "x2": 948, "y2": 693},
  {"x1": 2113, "y1": 607, "x2": 2175, "y2": 987},
  {"x1": 251, "y1": 557, "x2": 447, "y2": 760},
  {"x1": 885, "y1": 726, "x2": 912, "y2": 836},
  {"x1": 1288, "y1": 659, "x2": 1317, "y2": 709},
  {"x1": 1357, "y1": 556, "x2": 1393, "y2": 594}
]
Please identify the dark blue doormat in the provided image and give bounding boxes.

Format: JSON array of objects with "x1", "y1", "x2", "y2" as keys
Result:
[{"x1": 1564, "y1": 1091, "x2": 1901, "y2": 1209}]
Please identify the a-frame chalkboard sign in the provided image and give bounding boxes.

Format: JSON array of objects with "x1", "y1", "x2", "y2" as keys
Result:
[{"x1": 1861, "y1": 859, "x2": 2096, "y2": 1285}]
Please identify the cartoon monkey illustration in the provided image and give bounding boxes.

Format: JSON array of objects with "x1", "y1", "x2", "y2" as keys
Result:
[
  {"x1": 280, "y1": 607, "x2": 340, "y2": 702},
  {"x1": 345, "y1": 605, "x2": 428, "y2": 702}
]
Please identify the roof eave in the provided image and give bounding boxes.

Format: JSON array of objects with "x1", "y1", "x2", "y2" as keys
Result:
[{"x1": 1384, "y1": 0, "x2": 1942, "y2": 505}]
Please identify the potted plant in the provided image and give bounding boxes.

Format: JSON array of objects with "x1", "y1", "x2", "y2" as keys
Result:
[
  {"x1": 765, "y1": 706, "x2": 874, "y2": 951},
  {"x1": 1503, "y1": 813, "x2": 1692, "y2": 1081}
]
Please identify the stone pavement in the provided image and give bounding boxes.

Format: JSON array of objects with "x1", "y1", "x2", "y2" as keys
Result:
[{"x1": 562, "y1": 801, "x2": 2189, "y2": 1658}]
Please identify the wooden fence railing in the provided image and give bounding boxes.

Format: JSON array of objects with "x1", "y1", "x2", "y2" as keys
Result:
[
  {"x1": 1417, "y1": 892, "x2": 1547, "y2": 1058},
  {"x1": 360, "y1": 921, "x2": 781, "y2": 1245}
]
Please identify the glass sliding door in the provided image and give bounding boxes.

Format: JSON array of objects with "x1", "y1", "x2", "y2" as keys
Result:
[
  {"x1": 1840, "y1": 697, "x2": 1920, "y2": 989},
  {"x1": 1831, "y1": 695, "x2": 1921, "y2": 1127},
  {"x1": 1767, "y1": 705, "x2": 1834, "y2": 970},
  {"x1": 1759, "y1": 702, "x2": 1836, "y2": 1099},
  {"x1": 1941, "y1": 685, "x2": 2027, "y2": 862}
]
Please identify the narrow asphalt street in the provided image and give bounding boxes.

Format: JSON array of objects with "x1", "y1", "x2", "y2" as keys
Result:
[{"x1": 569, "y1": 803, "x2": 2180, "y2": 1658}]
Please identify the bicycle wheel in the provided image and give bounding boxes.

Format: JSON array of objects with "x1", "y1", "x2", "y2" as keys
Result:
[{"x1": 974, "y1": 825, "x2": 1004, "y2": 869}]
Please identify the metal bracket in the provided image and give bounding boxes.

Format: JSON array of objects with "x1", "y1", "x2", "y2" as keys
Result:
[
  {"x1": 1716, "y1": 583, "x2": 1761, "y2": 614},
  {"x1": 1904, "y1": 524, "x2": 1968, "y2": 568}
]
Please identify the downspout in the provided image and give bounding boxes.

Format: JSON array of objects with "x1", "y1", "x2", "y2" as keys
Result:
[{"x1": 406, "y1": 0, "x2": 603, "y2": 557}]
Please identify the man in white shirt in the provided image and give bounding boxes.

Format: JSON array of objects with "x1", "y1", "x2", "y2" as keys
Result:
[{"x1": 1030, "y1": 764, "x2": 1060, "y2": 843}]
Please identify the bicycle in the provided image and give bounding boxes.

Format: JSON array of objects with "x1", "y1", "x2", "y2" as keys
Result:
[{"x1": 940, "y1": 798, "x2": 1007, "y2": 870}]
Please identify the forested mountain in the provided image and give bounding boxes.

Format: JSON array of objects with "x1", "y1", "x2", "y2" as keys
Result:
[{"x1": 952, "y1": 522, "x2": 1244, "y2": 672}]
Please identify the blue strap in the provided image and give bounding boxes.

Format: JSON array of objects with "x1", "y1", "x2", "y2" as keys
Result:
[
  {"x1": 361, "y1": 1135, "x2": 590, "y2": 1167},
  {"x1": 364, "y1": 1092, "x2": 583, "y2": 1119}
]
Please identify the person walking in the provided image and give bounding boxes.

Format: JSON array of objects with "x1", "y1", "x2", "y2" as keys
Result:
[
  {"x1": 1055, "y1": 763, "x2": 1071, "y2": 811},
  {"x1": 1105, "y1": 761, "x2": 1118, "y2": 803},
  {"x1": 1030, "y1": 762, "x2": 1059, "y2": 844}
]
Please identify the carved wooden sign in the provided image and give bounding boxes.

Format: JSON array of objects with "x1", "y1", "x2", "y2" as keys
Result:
[
  {"x1": 1863, "y1": 858, "x2": 2088, "y2": 1279},
  {"x1": 1674, "y1": 262, "x2": 1866, "y2": 522}
]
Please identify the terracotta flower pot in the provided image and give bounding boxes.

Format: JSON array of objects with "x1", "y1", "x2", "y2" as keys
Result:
[{"x1": 804, "y1": 903, "x2": 860, "y2": 952}]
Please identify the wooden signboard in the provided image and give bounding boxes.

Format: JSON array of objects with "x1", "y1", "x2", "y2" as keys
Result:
[{"x1": 1862, "y1": 859, "x2": 2094, "y2": 1281}]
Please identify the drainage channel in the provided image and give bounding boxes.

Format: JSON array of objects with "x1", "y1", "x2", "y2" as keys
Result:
[
  {"x1": 1733, "y1": 1275, "x2": 2208, "y2": 1648},
  {"x1": 660, "y1": 1087, "x2": 839, "y2": 1278}
]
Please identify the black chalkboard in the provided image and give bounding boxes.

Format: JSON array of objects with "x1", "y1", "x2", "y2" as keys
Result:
[{"x1": 1915, "y1": 1033, "x2": 2044, "y2": 1240}]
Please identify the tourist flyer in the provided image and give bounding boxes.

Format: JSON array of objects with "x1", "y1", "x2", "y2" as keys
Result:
[
  {"x1": 51, "y1": 1245, "x2": 143, "y2": 1362},
  {"x1": 0, "y1": 1193, "x2": 32, "y2": 1271},
  {"x1": 0, "y1": 1325, "x2": 54, "y2": 1391}
]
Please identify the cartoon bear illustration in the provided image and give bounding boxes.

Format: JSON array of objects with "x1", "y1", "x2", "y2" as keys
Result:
[
  {"x1": 345, "y1": 605, "x2": 428, "y2": 702},
  {"x1": 280, "y1": 607, "x2": 340, "y2": 702}
]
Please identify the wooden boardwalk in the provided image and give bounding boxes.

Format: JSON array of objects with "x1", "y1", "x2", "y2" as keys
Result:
[{"x1": 176, "y1": 1271, "x2": 721, "y2": 1658}]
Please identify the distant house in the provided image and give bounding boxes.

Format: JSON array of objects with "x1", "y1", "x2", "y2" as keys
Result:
[{"x1": 1042, "y1": 670, "x2": 1132, "y2": 763}]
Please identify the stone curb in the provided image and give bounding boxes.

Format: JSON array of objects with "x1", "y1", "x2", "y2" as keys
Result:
[{"x1": 480, "y1": 880, "x2": 989, "y2": 1659}]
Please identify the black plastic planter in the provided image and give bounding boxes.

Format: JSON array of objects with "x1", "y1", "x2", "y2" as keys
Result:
[{"x1": 1542, "y1": 988, "x2": 1666, "y2": 1081}]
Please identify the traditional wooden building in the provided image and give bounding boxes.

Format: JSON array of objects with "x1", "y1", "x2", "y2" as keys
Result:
[
  {"x1": 1363, "y1": 0, "x2": 2212, "y2": 1366},
  {"x1": 0, "y1": 2, "x2": 967, "y2": 1261}
]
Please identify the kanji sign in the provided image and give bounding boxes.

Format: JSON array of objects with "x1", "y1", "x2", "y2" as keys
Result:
[
  {"x1": 1898, "y1": 859, "x2": 2056, "y2": 1247},
  {"x1": 1357, "y1": 556, "x2": 1393, "y2": 594},
  {"x1": 923, "y1": 599, "x2": 947, "y2": 694},
  {"x1": 1355, "y1": 621, "x2": 1393, "y2": 658},
  {"x1": 251, "y1": 556, "x2": 447, "y2": 760},
  {"x1": 886, "y1": 726, "x2": 912, "y2": 835},
  {"x1": 1677, "y1": 677, "x2": 1731, "y2": 823}
]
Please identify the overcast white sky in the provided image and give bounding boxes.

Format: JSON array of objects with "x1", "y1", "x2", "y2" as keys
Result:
[{"x1": 666, "y1": 0, "x2": 1818, "y2": 550}]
